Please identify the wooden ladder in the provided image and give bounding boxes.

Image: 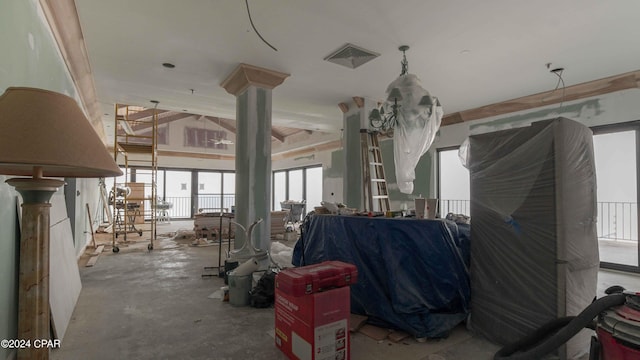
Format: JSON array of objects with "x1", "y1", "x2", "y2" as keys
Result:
[{"x1": 360, "y1": 130, "x2": 390, "y2": 213}]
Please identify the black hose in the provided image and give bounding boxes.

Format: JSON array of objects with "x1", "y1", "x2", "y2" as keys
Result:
[{"x1": 494, "y1": 293, "x2": 627, "y2": 360}]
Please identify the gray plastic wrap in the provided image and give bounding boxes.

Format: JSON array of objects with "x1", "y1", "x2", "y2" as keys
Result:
[
  {"x1": 385, "y1": 74, "x2": 443, "y2": 194},
  {"x1": 468, "y1": 118, "x2": 599, "y2": 360}
]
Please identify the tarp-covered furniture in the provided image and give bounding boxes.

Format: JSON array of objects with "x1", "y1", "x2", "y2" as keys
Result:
[
  {"x1": 293, "y1": 214, "x2": 470, "y2": 339},
  {"x1": 468, "y1": 118, "x2": 598, "y2": 359}
]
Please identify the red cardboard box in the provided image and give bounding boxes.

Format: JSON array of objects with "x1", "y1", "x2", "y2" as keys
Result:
[
  {"x1": 275, "y1": 261, "x2": 357, "y2": 360},
  {"x1": 275, "y1": 261, "x2": 357, "y2": 297},
  {"x1": 275, "y1": 286, "x2": 350, "y2": 360}
]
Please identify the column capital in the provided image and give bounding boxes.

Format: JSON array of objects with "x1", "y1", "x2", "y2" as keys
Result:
[{"x1": 220, "y1": 63, "x2": 290, "y2": 96}]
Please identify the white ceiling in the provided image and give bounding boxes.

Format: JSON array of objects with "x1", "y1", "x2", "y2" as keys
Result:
[{"x1": 74, "y1": 0, "x2": 640, "y2": 135}]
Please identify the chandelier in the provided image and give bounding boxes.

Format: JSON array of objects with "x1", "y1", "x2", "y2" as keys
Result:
[{"x1": 369, "y1": 45, "x2": 441, "y2": 134}]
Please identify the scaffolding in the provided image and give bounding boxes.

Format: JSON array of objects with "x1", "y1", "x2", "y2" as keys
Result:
[{"x1": 111, "y1": 104, "x2": 158, "y2": 252}]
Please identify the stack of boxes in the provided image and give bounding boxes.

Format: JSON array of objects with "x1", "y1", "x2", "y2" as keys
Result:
[{"x1": 275, "y1": 261, "x2": 358, "y2": 360}]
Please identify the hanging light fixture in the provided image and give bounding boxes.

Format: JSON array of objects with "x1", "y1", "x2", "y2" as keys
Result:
[
  {"x1": 368, "y1": 46, "x2": 444, "y2": 194},
  {"x1": 369, "y1": 45, "x2": 442, "y2": 135}
]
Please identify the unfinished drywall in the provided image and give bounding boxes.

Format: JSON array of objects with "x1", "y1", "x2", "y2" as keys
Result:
[
  {"x1": 0, "y1": 178, "x2": 19, "y2": 360},
  {"x1": 234, "y1": 86, "x2": 272, "y2": 257},
  {"x1": 378, "y1": 137, "x2": 432, "y2": 208},
  {"x1": 0, "y1": 1, "x2": 83, "y2": 357},
  {"x1": 68, "y1": 178, "x2": 101, "y2": 256},
  {"x1": 435, "y1": 89, "x2": 640, "y2": 148},
  {"x1": 343, "y1": 113, "x2": 363, "y2": 209},
  {"x1": 323, "y1": 149, "x2": 345, "y2": 204},
  {"x1": 429, "y1": 89, "x2": 640, "y2": 200}
]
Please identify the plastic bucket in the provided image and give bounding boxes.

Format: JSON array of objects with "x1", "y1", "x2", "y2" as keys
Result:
[{"x1": 228, "y1": 273, "x2": 252, "y2": 307}]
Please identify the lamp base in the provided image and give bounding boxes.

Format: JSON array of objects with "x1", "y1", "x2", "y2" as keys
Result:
[{"x1": 6, "y1": 177, "x2": 64, "y2": 360}]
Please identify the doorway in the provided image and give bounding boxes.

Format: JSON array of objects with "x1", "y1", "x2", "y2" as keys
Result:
[{"x1": 593, "y1": 123, "x2": 640, "y2": 272}]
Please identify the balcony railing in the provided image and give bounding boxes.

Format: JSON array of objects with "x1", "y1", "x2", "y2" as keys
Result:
[
  {"x1": 195, "y1": 194, "x2": 236, "y2": 214},
  {"x1": 597, "y1": 201, "x2": 638, "y2": 242},
  {"x1": 99, "y1": 196, "x2": 638, "y2": 242},
  {"x1": 439, "y1": 199, "x2": 638, "y2": 243},
  {"x1": 439, "y1": 199, "x2": 471, "y2": 218},
  {"x1": 111, "y1": 194, "x2": 237, "y2": 220}
]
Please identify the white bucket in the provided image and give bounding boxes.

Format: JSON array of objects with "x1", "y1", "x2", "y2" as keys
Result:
[
  {"x1": 426, "y1": 199, "x2": 438, "y2": 219},
  {"x1": 228, "y1": 273, "x2": 253, "y2": 307}
]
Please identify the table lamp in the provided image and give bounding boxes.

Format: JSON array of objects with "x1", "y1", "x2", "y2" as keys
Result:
[{"x1": 0, "y1": 87, "x2": 122, "y2": 359}]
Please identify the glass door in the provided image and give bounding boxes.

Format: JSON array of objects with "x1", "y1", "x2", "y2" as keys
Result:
[
  {"x1": 593, "y1": 125, "x2": 639, "y2": 272},
  {"x1": 197, "y1": 171, "x2": 222, "y2": 211},
  {"x1": 437, "y1": 147, "x2": 470, "y2": 217}
]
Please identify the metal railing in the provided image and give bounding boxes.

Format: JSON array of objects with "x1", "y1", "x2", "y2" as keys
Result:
[
  {"x1": 196, "y1": 194, "x2": 236, "y2": 213},
  {"x1": 439, "y1": 199, "x2": 470, "y2": 218},
  {"x1": 99, "y1": 195, "x2": 638, "y2": 243},
  {"x1": 439, "y1": 199, "x2": 638, "y2": 243},
  {"x1": 597, "y1": 201, "x2": 638, "y2": 242}
]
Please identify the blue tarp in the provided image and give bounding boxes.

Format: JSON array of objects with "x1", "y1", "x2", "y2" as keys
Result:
[{"x1": 292, "y1": 214, "x2": 470, "y2": 339}]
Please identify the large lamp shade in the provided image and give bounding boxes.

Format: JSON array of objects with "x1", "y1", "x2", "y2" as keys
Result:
[
  {"x1": 0, "y1": 87, "x2": 121, "y2": 178},
  {"x1": 0, "y1": 87, "x2": 120, "y2": 360}
]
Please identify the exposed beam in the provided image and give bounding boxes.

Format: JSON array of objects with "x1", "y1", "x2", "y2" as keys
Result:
[
  {"x1": 117, "y1": 112, "x2": 193, "y2": 134},
  {"x1": 107, "y1": 146, "x2": 235, "y2": 161},
  {"x1": 157, "y1": 150, "x2": 234, "y2": 161},
  {"x1": 442, "y1": 70, "x2": 640, "y2": 126},
  {"x1": 124, "y1": 108, "x2": 169, "y2": 121},
  {"x1": 206, "y1": 116, "x2": 288, "y2": 143},
  {"x1": 271, "y1": 128, "x2": 286, "y2": 143}
]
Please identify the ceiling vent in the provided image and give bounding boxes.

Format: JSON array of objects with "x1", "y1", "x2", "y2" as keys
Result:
[{"x1": 324, "y1": 43, "x2": 380, "y2": 69}]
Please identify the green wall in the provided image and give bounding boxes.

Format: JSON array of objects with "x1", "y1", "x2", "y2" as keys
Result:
[
  {"x1": 324, "y1": 132, "x2": 433, "y2": 211},
  {"x1": 379, "y1": 138, "x2": 432, "y2": 207},
  {"x1": 0, "y1": 1, "x2": 92, "y2": 358},
  {"x1": 343, "y1": 114, "x2": 362, "y2": 208}
]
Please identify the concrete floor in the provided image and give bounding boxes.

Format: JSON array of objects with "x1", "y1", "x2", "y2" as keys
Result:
[{"x1": 52, "y1": 220, "x2": 640, "y2": 360}]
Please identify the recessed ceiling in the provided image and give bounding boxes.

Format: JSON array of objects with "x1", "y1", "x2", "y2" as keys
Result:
[{"x1": 73, "y1": 0, "x2": 640, "y2": 137}]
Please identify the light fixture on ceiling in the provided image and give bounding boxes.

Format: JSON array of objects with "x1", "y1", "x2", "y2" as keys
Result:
[
  {"x1": 162, "y1": 62, "x2": 175, "y2": 68},
  {"x1": 209, "y1": 117, "x2": 234, "y2": 145},
  {"x1": 368, "y1": 45, "x2": 442, "y2": 135},
  {"x1": 211, "y1": 138, "x2": 234, "y2": 145}
]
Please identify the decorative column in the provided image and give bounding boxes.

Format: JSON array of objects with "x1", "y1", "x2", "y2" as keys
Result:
[
  {"x1": 6, "y1": 174, "x2": 64, "y2": 360},
  {"x1": 221, "y1": 64, "x2": 289, "y2": 267}
]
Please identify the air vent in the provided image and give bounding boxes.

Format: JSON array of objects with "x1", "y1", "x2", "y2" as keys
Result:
[{"x1": 324, "y1": 43, "x2": 380, "y2": 69}]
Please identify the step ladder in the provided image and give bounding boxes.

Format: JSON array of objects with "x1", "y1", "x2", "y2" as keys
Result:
[{"x1": 360, "y1": 130, "x2": 390, "y2": 213}]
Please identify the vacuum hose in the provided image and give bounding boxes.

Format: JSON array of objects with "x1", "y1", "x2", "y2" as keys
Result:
[{"x1": 494, "y1": 293, "x2": 627, "y2": 360}]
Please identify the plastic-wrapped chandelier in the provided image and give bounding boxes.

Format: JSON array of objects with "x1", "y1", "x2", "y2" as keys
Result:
[
  {"x1": 369, "y1": 46, "x2": 444, "y2": 194},
  {"x1": 368, "y1": 45, "x2": 441, "y2": 134}
]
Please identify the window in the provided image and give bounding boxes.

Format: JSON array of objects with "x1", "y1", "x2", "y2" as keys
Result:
[
  {"x1": 197, "y1": 172, "x2": 223, "y2": 211},
  {"x1": 184, "y1": 127, "x2": 229, "y2": 150},
  {"x1": 138, "y1": 126, "x2": 168, "y2": 145},
  {"x1": 273, "y1": 172, "x2": 286, "y2": 210},
  {"x1": 288, "y1": 169, "x2": 303, "y2": 201},
  {"x1": 593, "y1": 126, "x2": 639, "y2": 272},
  {"x1": 166, "y1": 170, "x2": 192, "y2": 218},
  {"x1": 437, "y1": 148, "x2": 470, "y2": 216},
  {"x1": 222, "y1": 173, "x2": 236, "y2": 211},
  {"x1": 272, "y1": 165, "x2": 323, "y2": 212},
  {"x1": 305, "y1": 167, "x2": 323, "y2": 210}
]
